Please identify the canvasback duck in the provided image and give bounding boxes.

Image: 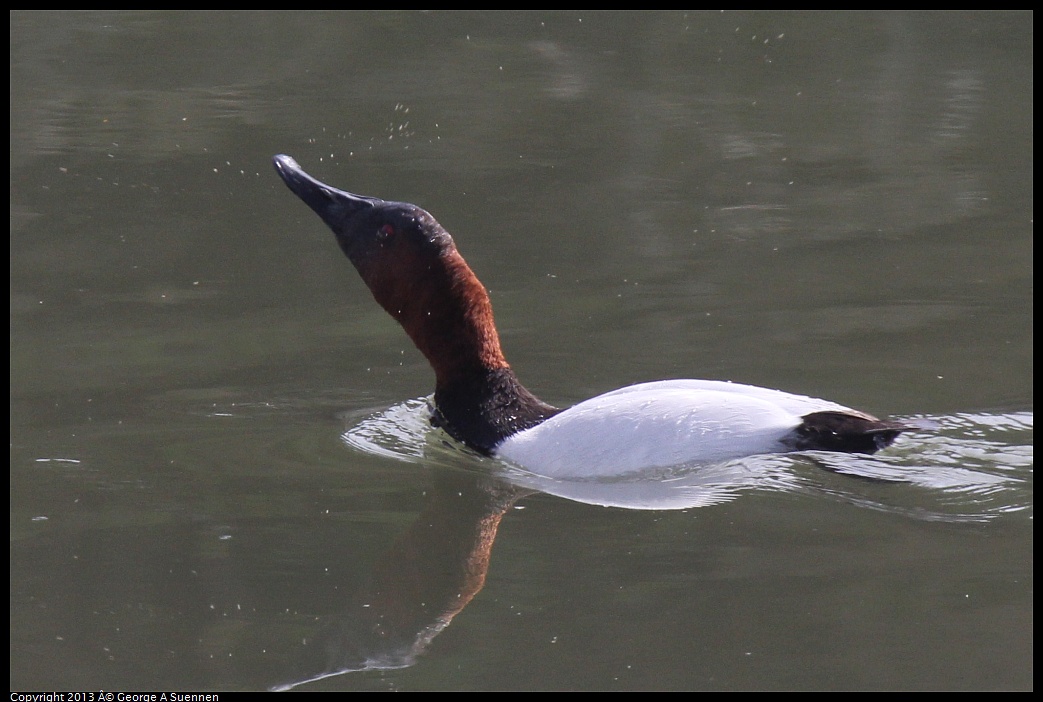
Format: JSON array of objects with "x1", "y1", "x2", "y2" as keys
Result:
[{"x1": 273, "y1": 154, "x2": 907, "y2": 477}]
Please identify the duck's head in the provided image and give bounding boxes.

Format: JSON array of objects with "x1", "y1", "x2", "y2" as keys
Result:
[
  {"x1": 272, "y1": 154, "x2": 508, "y2": 384},
  {"x1": 273, "y1": 154, "x2": 455, "y2": 296}
]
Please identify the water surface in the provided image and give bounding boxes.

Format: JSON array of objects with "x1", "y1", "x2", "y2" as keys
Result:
[{"x1": 10, "y1": 11, "x2": 1032, "y2": 691}]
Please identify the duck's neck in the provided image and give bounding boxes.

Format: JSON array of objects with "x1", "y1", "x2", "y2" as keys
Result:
[{"x1": 369, "y1": 248, "x2": 559, "y2": 453}]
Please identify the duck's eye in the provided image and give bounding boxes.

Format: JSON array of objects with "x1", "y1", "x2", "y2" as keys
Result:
[{"x1": 378, "y1": 223, "x2": 396, "y2": 242}]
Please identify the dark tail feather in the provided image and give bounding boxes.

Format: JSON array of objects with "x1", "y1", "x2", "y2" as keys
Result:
[{"x1": 784, "y1": 411, "x2": 908, "y2": 454}]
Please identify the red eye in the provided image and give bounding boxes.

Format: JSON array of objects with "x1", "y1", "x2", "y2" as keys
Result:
[{"x1": 378, "y1": 224, "x2": 396, "y2": 242}]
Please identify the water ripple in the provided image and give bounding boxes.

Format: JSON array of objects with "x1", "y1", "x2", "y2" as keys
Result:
[{"x1": 342, "y1": 399, "x2": 1032, "y2": 520}]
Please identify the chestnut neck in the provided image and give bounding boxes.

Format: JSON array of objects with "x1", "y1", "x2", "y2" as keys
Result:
[
  {"x1": 370, "y1": 245, "x2": 509, "y2": 390},
  {"x1": 364, "y1": 245, "x2": 559, "y2": 453}
]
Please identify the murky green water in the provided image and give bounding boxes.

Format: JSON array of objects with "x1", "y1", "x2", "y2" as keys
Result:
[{"x1": 11, "y1": 11, "x2": 1031, "y2": 691}]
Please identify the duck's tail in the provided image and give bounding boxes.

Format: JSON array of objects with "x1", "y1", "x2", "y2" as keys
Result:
[{"x1": 785, "y1": 411, "x2": 910, "y2": 454}]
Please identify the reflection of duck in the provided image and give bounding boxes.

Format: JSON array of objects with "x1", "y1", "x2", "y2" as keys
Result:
[
  {"x1": 273, "y1": 155, "x2": 908, "y2": 478},
  {"x1": 273, "y1": 472, "x2": 526, "y2": 691}
]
